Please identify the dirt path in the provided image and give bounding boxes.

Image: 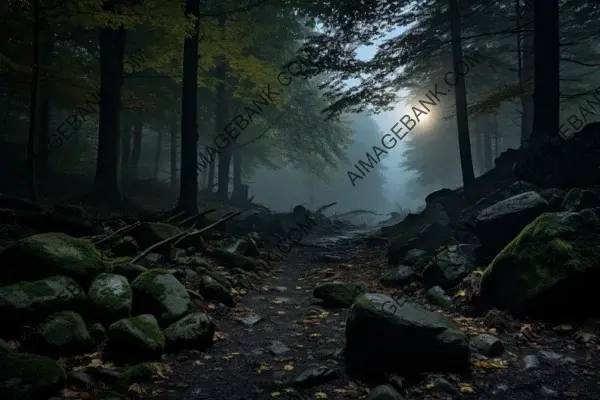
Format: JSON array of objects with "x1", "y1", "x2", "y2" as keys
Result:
[
  {"x1": 145, "y1": 231, "x2": 600, "y2": 400},
  {"x1": 148, "y1": 233, "x2": 367, "y2": 400}
]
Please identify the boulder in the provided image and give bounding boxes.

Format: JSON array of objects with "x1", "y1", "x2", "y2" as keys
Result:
[
  {"x1": 199, "y1": 276, "x2": 234, "y2": 307},
  {"x1": 163, "y1": 312, "x2": 215, "y2": 351},
  {"x1": 313, "y1": 282, "x2": 367, "y2": 308},
  {"x1": 88, "y1": 274, "x2": 132, "y2": 324},
  {"x1": 130, "y1": 269, "x2": 191, "y2": 326},
  {"x1": 23, "y1": 311, "x2": 94, "y2": 357},
  {"x1": 0, "y1": 353, "x2": 66, "y2": 400},
  {"x1": 0, "y1": 232, "x2": 108, "y2": 286},
  {"x1": 129, "y1": 222, "x2": 181, "y2": 249},
  {"x1": 480, "y1": 210, "x2": 600, "y2": 317},
  {"x1": 561, "y1": 188, "x2": 600, "y2": 212},
  {"x1": 345, "y1": 293, "x2": 469, "y2": 377},
  {"x1": 387, "y1": 222, "x2": 454, "y2": 265},
  {"x1": 380, "y1": 265, "x2": 417, "y2": 288},
  {"x1": 475, "y1": 191, "x2": 549, "y2": 257},
  {"x1": 106, "y1": 314, "x2": 165, "y2": 364},
  {"x1": 422, "y1": 244, "x2": 477, "y2": 289},
  {"x1": 0, "y1": 276, "x2": 87, "y2": 337}
]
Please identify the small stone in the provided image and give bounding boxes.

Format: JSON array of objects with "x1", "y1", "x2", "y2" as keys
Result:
[
  {"x1": 470, "y1": 333, "x2": 504, "y2": 357},
  {"x1": 539, "y1": 385, "x2": 559, "y2": 397},
  {"x1": 235, "y1": 314, "x2": 262, "y2": 327},
  {"x1": 425, "y1": 286, "x2": 454, "y2": 308},
  {"x1": 367, "y1": 384, "x2": 405, "y2": 400},
  {"x1": 522, "y1": 354, "x2": 539, "y2": 370},
  {"x1": 268, "y1": 341, "x2": 291, "y2": 356}
]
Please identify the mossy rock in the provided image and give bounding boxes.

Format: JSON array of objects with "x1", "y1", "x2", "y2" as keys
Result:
[
  {"x1": 23, "y1": 311, "x2": 94, "y2": 357},
  {"x1": 204, "y1": 270, "x2": 233, "y2": 290},
  {"x1": 163, "y1": 312, "x2": 215, "y2": 351},
  {"x1": 198, "y1": 276, "x2": 234, "y2": 307},
  {"x1": 88, "y1": 274, "x2": 132, "y2": 325},
  {"x1": 345, "y1": 293, "x2": 468, "y2": 377},
  {"x1": 0, "y1": 232, "x2": 109, "y2": 286},
  {"x1": 480, "y1": 210, "x2": 600, "y2": 317},
  {"x1": 106, "y1": 314, "x2": 165, "y2": 364},
  {"x1": 130, "y1": 269, "x2": 191, "y2": 326},
  {"x1": 313, "y1": 282, "x2": 367, "y2": 308},
  {"x1": 0, "y1": 352, "x2": 66, "y2": 400},
  {"x1": 212, "y1": 249, "x2": 259, "y2": 271},
  {"x1": 0, "y1": 276, "x2": 87, "y2": 337},
  {"x1": 130, "y1": 223, "x2": 181, "y2": 249}
]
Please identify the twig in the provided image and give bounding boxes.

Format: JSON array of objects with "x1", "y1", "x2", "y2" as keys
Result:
[
  {"x1": 176, "y1": 208, "x2": 216, "y2": 227},
  {"x1": 128, "y1": 222, "x2": 198, "y2": 265},
  {"x1": 163, "y1": 211, "x2": 186, "y2": 223},
  {"x1": 93, "y1": 221, "x2": 141, "y2": 246},
  {"x1": 172, "y1": 209, "x2": 247, "y2": 248},
  {"x1": 314, "y1": 202, "x2": 337, "y2": 215}
]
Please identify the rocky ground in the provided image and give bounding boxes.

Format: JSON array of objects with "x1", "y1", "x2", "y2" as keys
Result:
[{"x1": 2, "y1": 144, "x2": 600, "y2": 400}]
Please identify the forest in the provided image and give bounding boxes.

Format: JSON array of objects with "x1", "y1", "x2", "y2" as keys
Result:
[{"x1": 1, "y1": 0, "x2": 600, "y2": 399}]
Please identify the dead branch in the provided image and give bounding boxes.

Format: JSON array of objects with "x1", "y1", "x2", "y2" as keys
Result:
[
  {"x1": 332, "y1": 209, "x2": 387, "y2": 218},
  {"x1": 314, "y1": 202, "x2": 337, "y2": 215},
  {"x1": 129, "y1": 222, "x2": 199, "y2": 265},
  {"x1": 93, "y1": 221, "x2": 141, "y2": 246},
  {"x1": 176, "y1": 208, "x2": 217, "y2": 227},
  {"x1": 181, "y1": 208, "x2": 248, "y2": 239},
  {"x1": 163, "y1": 211, "x2": 186, "y2": 223}
]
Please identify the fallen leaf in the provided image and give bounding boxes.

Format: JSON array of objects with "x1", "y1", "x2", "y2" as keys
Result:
[
  {"x1": 425, "y1": 382, "x2": 435, "y2": 389},
  {"x1": 272, "y1": 300, "x2": 283, "y2": 305},
  {"x1": 213, "y1": 331, "x2": 226, "y2": 341},
  {"x1": 256, "y1": 363, "x2": 271, "y2": 374},
  {"x1": 283, "y1": 364, "x2": 294, "y2": 371},
  {"x1": 459, "y1": 383, "x2": 474, "y2": 393},
  {"x1": 277, "y1": 311, "x2": 286, "y2": 315},
  {"x1": 309, "y1": 333, "x2": 321, "y2": 337},
  {"x1": 231, "y1": 288, "x2": 240, "y2": 295},
  {"x1": 129, "y1": 383, "x2": 146, "y2": 394},
  {"x1": 295, "y1": 286, "x2": 302, "y2": 289},
  {"x1": 455, "y1": 289, "x2": 466, "y2": 297},
  {"x1": 238, "y1": 289, "x2": 248, "y2": 295},
  {"x1": 554, "y1": 324, "x2": 573, "y2": 331},
  {"x1": 271, "y1": 392, "x2": 281, "y2": 397},
  {"x1": 222, "y1": 352, "x2": 241, "y2": 360},
  {"x1": 207, "y1": 303, "x2": 216, "y2": 310},
  {"x1": 472, "y1": 360, "x2": 508, "y2": 369},
  {"x1": 314, "y1": 392, "x2": 328, "y2": 399}
]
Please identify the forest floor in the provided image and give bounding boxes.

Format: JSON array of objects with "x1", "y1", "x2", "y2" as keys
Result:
[{"x1": 140, "y1": 230, "x2": 600, "y2": 400}]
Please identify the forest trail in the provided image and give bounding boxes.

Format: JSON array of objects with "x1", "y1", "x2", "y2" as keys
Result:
[
  {"x1": 148, "y1": 231, "x2": 372, "y2": 400},
  {"x1": 144, "y1": 228, "x2": 600, "y2": 400}
]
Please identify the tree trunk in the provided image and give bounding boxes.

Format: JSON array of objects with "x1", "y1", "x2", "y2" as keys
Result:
[
  {"x1": 207, "y1": 157, "x2": 215, "y2": 191},
  {"x1": 231, "y1": 151, "x2": 243, "y2": 202},
  {"x1": 26, "y1": 0, "x2": 41, "y2": 201},
  {"x1": 215, "y1": 11, "x2": 231, "y2": 201},
  {"x1": 520, "y1": 0, "x2": 534, "y2": 145},
  {"x1": 472, "y1": 119, "x2": 484, "y2": 175},
  {"x1": 177, "y1": 0, "x2": 200, "y2": 214},
  {"x1": 130, "y1": 119, "x2": 142, "y2": 177},
  {"x1": 170, "y1": 119, "x2": 178, "y2": 191},
  {"x1": 92, "y1": 25, "x2": 126, "y2": 206},
  {"x1": 37, "y1": 28, "x2": 53, "y2": 188},
  {"x1": 120, "y1": 120, "x2": 131, "y2": 186},
  {"x1": 153, "y1": 130, "x2": 163, "y2": 181},
  {"x1": 483, "y1": 114, "x2": 494, "y2": 170},
  {"x1": 532, "y1": 0, "x2": 559, "y2": 143},
  {"x1": 449, "y1": 0, "x2": 475, "y2": 191}
]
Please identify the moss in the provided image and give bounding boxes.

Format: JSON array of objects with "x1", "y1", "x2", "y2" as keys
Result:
[
  {"x1": 18, "y1": 280, "x2": 56, "y2": 298},
  {"x1": 131, "y1": 269, "x2": 170, "y2": 298},
  {"x1": 109, "y1": 315, "x2": 165, "y2": 348},
  {"x1": 106, "y1": 256, "x2": 132, "y2": 265},
  {"x1": 123, "y1": 362, "x2": 162, "y2": 383},
  {"x1": 89, "y1": 274, "x2": 131, "y2": 312},
  {"x1": 0, "y1": 352, "x2": 66, "y2": 398},
  {"x1": 481, "y1": 211, "x2": 600, "y2": 307},
  {"x1": 44, "y1": 311, "x2": 81, "y2": 330}
]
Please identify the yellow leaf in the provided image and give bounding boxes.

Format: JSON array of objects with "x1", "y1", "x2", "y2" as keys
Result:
[
  {"x1": 314, "y1": 392, "x2": 328, "y2": 399},
  {"x1": 284, "y1": 388, "x2": 296, "y2": 393},
  {"x1": 333, "y1": 388, "x2": 348, "y2": 393},
  {"x1": 272, "y1": 300, "x2": 283, "y2": 305},
  {"x1": 459, "y1": 383, "x2": 474, "y2": 393},
  {"x1": 223, "y1": 352, "x2": 241, "y2": 360},
  {"x1": 309, "y1": 333, "x2": 321, "y2": 337},
  {"x1": 231, "y1": 288, "x2": 240, "y2": 295},
  {"x1": 277, "y1": 311, "x2": 286, "y2": 315},
  {"x1": 283, "y1": 364, "x2": 294, "y2": 371},
  {"x1": 455, "y1": 289, "x2": 466, "y2": 297},
  {"x1": 262, "y1": 286, "x2": 270, "y2": 292},
  {"x1": 472, "y1": 360, "x2": 508, "y2": 369},
  {"x1": 425, "y1": 382, "x2": 435, "y2": 389},
  {"x1": 238, "y1": 289, "x2": 248, "y2": 295},
  {"x1": 317, "y1": 311, "x2": 329, "y2": 318},
  {"x1": 271, "y1": 392, "x2": 281, "y2": 397},
  {"x1": 256, "y1": 363, "x2": 271, "y2": 374}
]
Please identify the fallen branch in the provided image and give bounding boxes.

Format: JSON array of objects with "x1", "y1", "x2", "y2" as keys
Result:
[
  {"x1": 94, "y1": 221, "x2": 141, "y2": 246},
  {"x1": 163, "y1": 211, "x2": 186, "y2": 223},
  {"x1": 332, "y1": 209, "x2": 387, "y2": 218},
  {"x1": 176, "y1": 208, "x2": 216, "y2": 227},
  {"x1": 315, "y1": 202, "x2": 337, "y2": 215},
  {"x1": 129, "y1": 222, "x2": 199, "y2": 265},
  {"x1": 176, "y1": 208, "x2": 248, "y2": 241}
]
